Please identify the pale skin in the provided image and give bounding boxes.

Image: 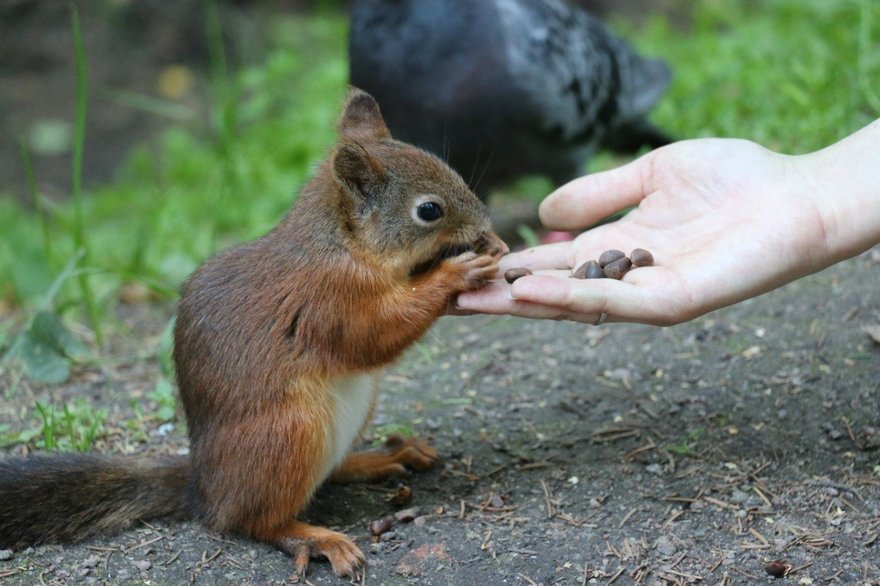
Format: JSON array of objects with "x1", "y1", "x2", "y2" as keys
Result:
[{"x1": 457, "y1": 119, "x2": 880, "y2": 325}]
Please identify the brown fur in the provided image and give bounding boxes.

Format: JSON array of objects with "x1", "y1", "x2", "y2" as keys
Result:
[{"x1": 0, "y1": 89, "x2": 506, "y2": 579}]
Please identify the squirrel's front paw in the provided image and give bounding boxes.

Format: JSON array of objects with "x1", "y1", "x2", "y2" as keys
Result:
[
  {"x1": 333, "y1": 435, "x2": 439, "y2": 483},
  {"x1": 473, "y1": 231, "x2": 510, "y2": 259},
  {"x1": 449, "y1": 250, "x2": 500, "y2": 291},
  {"x1": 383, "y1": 434, "x2": 439, "y2": 472}
]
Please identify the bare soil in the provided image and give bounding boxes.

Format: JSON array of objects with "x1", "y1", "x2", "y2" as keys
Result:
[
  {"x1": 2, "y1": 2, "x2": 878, "y2": 585},
  {"x1": 1, "y1": 248, "x2": 879, "y2": 586}
]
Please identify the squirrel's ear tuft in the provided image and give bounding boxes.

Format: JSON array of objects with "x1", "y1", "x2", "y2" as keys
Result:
[
  {"x1": 338, "y1": 88, "x2": 391, "y2": 141},
  {"x1": 333, "y1": 142, "x2": 387, "y2": 199}
]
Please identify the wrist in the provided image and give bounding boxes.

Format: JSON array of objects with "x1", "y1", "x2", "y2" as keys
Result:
[{"x1": 793, "y1": 119, "x2": 880, "y2": 268}]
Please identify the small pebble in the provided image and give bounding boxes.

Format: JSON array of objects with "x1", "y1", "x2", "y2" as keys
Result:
[
  {"x1": 504, "y1": 267, "x2": 532, "y2": 284},
  {"x1": 655, "y1": 536, "x2": 676, "y2": 557},
  {"x1": 598, "y1": 249, "x2": 625, "y2": 267},
  {"x1": 132, "y1": 560, "x2": 152, "y2": 572},
  {"x1": 645, "y1": 463, "x2": 663, "y2": 476},
  {"x1": 0, "y1": 549, "x2": 12, "y2": 561},
  {"x1": 730, "y1": 490, "x2": 751, "y2": 504},
  {"x1": 630, "y1": 248, "x2": 654, "y2": 267},
  {"x1": 603, "y1": 256, "x2": 632, "y2": 279}
]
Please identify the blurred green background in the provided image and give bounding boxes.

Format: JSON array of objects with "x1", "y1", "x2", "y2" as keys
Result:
[{"x1": 0, "y1": 0, "x2": 878, "y2": 343}]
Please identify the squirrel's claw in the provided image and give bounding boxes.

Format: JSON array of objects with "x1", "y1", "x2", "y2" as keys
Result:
[
  {"x1": 449, "y1": 250, "x2": 500, "y2": 290},
  {"x1": 278, "y1": 525, "x2": 366, "y2": 580}
]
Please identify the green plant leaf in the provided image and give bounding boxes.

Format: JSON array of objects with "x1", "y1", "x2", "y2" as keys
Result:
[
  {"x1": 8, "y1": 251, "x2": 54, "y2": 301},
  {"x1": 29, "y1": 310, "x2": 90, "y2": 361},
  {"x1": 149, "y1": 378, "x2": 178, "y2": 422},
  {"x1": 5, "y1": 332, "x2": 69, "y2": 384},
  {"x1": 158, "y1": 316, "x2": 176, "y2": 378}
]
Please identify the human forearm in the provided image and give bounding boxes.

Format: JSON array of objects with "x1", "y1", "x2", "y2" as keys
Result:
[{"x1": 798, "y1": 118, "x2": 880, "y2": 268}]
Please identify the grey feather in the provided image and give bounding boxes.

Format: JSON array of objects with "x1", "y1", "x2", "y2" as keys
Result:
[{"x1": 349, "y1": 0, "x2": 672, "y2": 195}]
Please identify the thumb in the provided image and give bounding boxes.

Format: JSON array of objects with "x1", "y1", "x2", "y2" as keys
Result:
[{"x1": 539, "y1": 153, "x2": 656, "y2": 231}]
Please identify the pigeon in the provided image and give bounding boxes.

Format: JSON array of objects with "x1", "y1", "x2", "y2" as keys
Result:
[{"x1": 349, "y1": 0, "x2": 673, "y2": 196}]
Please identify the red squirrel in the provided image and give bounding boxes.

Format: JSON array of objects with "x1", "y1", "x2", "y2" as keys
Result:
[{"x1": 0, "y1": 89, "x2": 508, "y2": 578}]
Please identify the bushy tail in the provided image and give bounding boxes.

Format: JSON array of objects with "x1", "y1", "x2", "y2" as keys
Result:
[{"x1": 0, "y1": 453, "x2": 195, "y2": 549}]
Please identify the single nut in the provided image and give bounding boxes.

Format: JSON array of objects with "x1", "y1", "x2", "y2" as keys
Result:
[
  {"x1": 388, "y1": 483, "x2": 413, "y2": 507},
  {"x1": 394, "y1": 507, "x2": 420, "y2": 523},
  {"x1": 764, "y1": 559, "x2": 791, "y2": 578},
  {"x1": 598, "y1": 249, "x2": 625, "y2": 268},
  {"x1": 572, "y1": 260, "x2": 604, "y2": 279},
  {"x1": 630, "y1": 248, "x2": 654, "y2": 267},
  {"x1": 370, "y1": 517, "x2": 394, "y2": 537},
  {"x1": 504, "y1": 267, "x2": 532, "y2": 283},
  {"x1": 603, "y1": 256, "x2": 632, "y2": 279}
]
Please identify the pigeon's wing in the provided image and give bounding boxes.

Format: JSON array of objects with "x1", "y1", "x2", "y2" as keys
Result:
[{"x1": 495, "y1": 0, "x2": 670, "y2": 144}]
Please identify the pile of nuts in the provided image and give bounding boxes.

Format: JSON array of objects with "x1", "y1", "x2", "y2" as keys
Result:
[
  {"x1": 572, "y1": 248, "x2": 654, "y2": 280},
  {"x1": 503, "y1": 248, "x2": 654, "y2": 284}
]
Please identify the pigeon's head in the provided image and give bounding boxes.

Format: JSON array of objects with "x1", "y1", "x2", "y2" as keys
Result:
[{"x1": 331, "y1": 88, "x2": 507, "y2": 276}]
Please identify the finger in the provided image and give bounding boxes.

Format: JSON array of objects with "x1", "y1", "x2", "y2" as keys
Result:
[
  {"x1": 510, "y1": 272, "x2": 682, "y2": 325},
  {"x1": 456, "y1": 279, "x2": 539, "y2": 314},
  {"x1": 539, "y1": 154, "x2": 655, "y2": 230},
  {"x1": 456, "y1": 276, "x2": 603, "y2": 323},
  {"x1": 497, "y1": 241, "x2": 574, "y2": 272}
]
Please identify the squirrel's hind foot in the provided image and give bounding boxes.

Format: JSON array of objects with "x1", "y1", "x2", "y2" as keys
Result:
[{"x1": 275, "y1": 521, "x2": 366, "y2": 579}]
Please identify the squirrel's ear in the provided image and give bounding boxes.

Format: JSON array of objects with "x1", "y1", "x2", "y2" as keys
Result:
[
  {"x1": 333, "y1": 142, "x2": 387, "y2": 199},
  {"x1": 338, "y1": 88, "x2": 391, "y2": 141}
]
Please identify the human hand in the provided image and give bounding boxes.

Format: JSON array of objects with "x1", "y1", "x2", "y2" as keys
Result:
[{"x1": 457, "y1": 138, "x2": 838, "y2": 325}]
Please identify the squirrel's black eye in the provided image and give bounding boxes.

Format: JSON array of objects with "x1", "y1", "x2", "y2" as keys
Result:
[{"x1": 416, "y1": 201, "x2": 443, "y2": 222}]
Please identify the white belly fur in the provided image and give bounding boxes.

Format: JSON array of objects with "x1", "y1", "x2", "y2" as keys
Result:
[{"x1": 318, "y1": 371, "x2": 380, "y2": 483}]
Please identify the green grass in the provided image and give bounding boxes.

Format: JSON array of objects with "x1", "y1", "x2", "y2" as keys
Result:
[
  {"x1": 0, "y1": 398, "x2": 107, "y2": 452},
  {"x1": 0, "y1": 11, "x2": 348, "y2": 317},
  {"x1": 1, "y1": 0, "x2": 878, "y2": 348},
  {"x1": 627, "y1": 0, "x2": 879, "y2": 153}
]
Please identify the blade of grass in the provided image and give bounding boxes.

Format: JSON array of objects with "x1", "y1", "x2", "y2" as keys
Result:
[
  {"x1": 858, "y1": 0, "x2": 880, "y2": 114},
  {"x1": 35, "y1": 401, "x2": 58, "y2": 451},
  {"x1": 98, "y1": 87, "x2": 197, "y2": 122},
  {"x1": 70, "y1": 4, "x2": 102, "y2": 345},
  {"x1": 19, "y1": 137, "x2": 54, "y2": 268},
  {"x1": 204, "y1": 0, "x2": 240, "y2": 252}
]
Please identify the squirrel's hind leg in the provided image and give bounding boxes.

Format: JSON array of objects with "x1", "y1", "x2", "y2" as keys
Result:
[
  {"x1": 273, "y1": 520, "x2": 365, "y2": 579},
  {"x1": 331, "y1": 434, "x2": 438, "y2": 483}
]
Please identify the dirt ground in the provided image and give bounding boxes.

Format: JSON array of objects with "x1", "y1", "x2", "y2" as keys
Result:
[
  {"x1": 1, "y1": 246, "x2": 879, "y2": 585},
  {"x1": 2, "y1": 2, "x2": 879, "y2": 585}
]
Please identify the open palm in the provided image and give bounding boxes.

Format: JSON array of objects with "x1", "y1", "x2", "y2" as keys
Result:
[{"x1": 458, "y1": 138, "x2": 832, "y2": 325}]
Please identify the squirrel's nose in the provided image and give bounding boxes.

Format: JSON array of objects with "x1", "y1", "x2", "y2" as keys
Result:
[{"x1": 475, "y1": 231, "x2": 509, "y2": 256}]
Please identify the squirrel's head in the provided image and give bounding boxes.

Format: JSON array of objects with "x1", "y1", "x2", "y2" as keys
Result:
[{"x1": 331, "y1": 89, "x2": 503, "y2": 275}]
